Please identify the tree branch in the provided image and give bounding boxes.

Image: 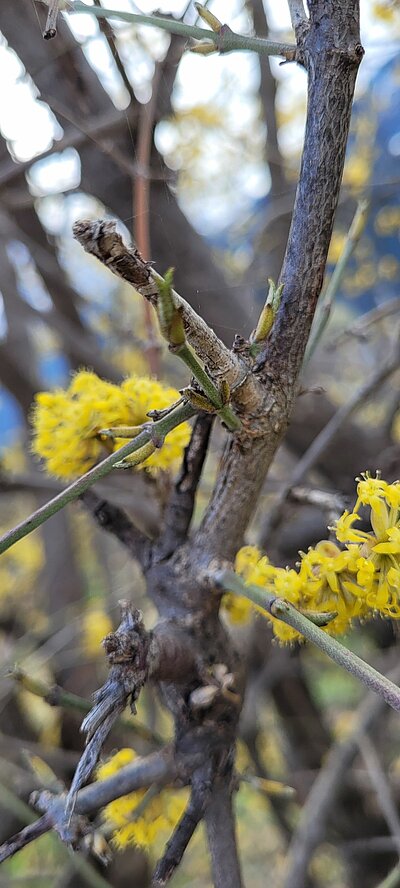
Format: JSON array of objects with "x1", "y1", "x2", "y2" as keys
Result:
[
  {"x1": 152, "y1": 762, "x2": 213, "y2": 886},
  {"x1": 81, "y1": 489, "x2": 152, "y2": 569},
  {"x1": 287, "y1": 0, "x2": 308, "y2": 34},
  {"x1": 359, "y1": 736, "x2": 400, "y2": 855},
  {"x1": 69, "y1": 2, "x2": 297, "y2": 60},
  {"x1": 214, "y1": 569, "x2": 400, "y2": 712},
  {"x1": 157, "y1": 415, "x2": 214, "y2": 557},
  {"x1": 256, "y1": 2, "x2": 363, "y2": 384},
  {"x1": 282, "y1": 662, "x2": 400, "y2": 888},
  {"x1": 205, "y1": 779, "x2": 243, "y2": 888},
  {"x1": 0, "y1": 399, "x2": 195, "y2": 555},
  {"x1": 72, "y1": 220, "x2": 249, "y2": 393},
  {"x1": 0, "y1": 815, "x2": 51, "y2": 864}
]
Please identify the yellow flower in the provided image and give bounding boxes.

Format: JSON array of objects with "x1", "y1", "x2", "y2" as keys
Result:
[
  {"x1": 96, "y1": 749, "x2": 187, "y2": 850},
  {"x1": 31, "y1": 370, "x2": 191, "y2": 479},
  {"x1": 232, "y1": 475, "x2": 400, "y2": 643},
  {"x1": 334, "y1": 473, "x2": 400, "y2": 618}
]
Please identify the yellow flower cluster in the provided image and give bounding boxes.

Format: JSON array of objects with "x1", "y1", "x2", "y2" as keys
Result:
[
  {"x1": 96, "y1": 749, "x2": 187, "y2": 850},
  {"x1": 31, "y1": 371, "x2": 191, "y2": 479},
  {"x1": 229, "y1": 474, "x2": 400, "y2": 643}
]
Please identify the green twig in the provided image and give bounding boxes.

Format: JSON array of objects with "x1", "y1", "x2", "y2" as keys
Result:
[
  {"x1": 69, "y1": 2, "x2": 296, "y2": 59},
  {"x1": 0, "y1": 781, "x2": 113, "y2": 888},
  {"x1": 305, "y1": 199, "x2": 370, "y2": 362},
  {"x1": 0, "y1": 400, "x2": 195, "y2": 556},
  {"x1": 214, "y1": 568, "x2": 400, "y2": 713},
  {"x1": 11, "y1": 668, "x2": 163, "y2": 746},
  {"x1": 155, "y1": 269, "x2": 241, "y2": 431}
]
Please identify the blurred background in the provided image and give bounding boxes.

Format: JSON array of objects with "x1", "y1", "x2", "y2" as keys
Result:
[{"x1": 1, "y1": 1, "x2": 400, "y2": 886}]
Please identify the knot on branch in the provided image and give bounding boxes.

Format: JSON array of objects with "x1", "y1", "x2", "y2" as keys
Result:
[{"x1": 65, "y1": 602, "x2": 152, "y2": 820}]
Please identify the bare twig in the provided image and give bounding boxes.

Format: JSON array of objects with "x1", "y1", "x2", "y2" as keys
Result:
[
  {"x1": 359, "y1": 736, "x2": 400, "y2": 855},
  {"x1": 305, "y1": 199, "x2": 370, "y2": 362},
  {"x1": 93, "y1": 0, "x2": 135, "y2": 102},
  {"x1": 0, "y1": 815, "x2": 51, "y2": 863},
  {"x1": 81, "y1": 489, "x2": 152, "y2": 568},
  {"x1": 205, "y1": 779, "x2": 243, "y2": 888},
  {"x1": 328, "y1": 296, "x2": 400, "y2": 351},
  {"x1": 152, "y1": 762, "x2": 213, "y2": 886},
  {"x1": 282, "y1": 662, "x2": 400, "y2": 888},
  {"x1": 287, "y1": 0, "x2": 308, "y2": 33},
  {"x1": 158, "y1": 414, "x2": 214, "y2": 557},
  {"x1": 289, "y1": 485, "x2": 345, "y2": 525},
  {"x1": 261, "y1": 338, "x2": 400, "y2": 544},
  {"x1": 42, "y1": 0, "x2": 68, "y2": 39},
  {"x1": 0, "y1": 747, "x2": 204, "y2": 863},
  {"x1": 134, "y1": 63, "x2": 163, "y2": 377}
]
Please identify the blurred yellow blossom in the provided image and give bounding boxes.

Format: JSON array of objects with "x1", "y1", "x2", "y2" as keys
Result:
[
  {"x1": 96, "y1": 748, "x2": 187, "y2": 850},
  {"x1": 373, "y1": 1, "x2": 397, "y2": 23},
  {"x1": 82, "y1": 606, "x2": 113, "y2": 657},
  {"x1": 31, "y1": 370, "x2": 191, "y2": 479},
  {"x1": 0, "y1": 518, "x2": 44, "y2": 619}
]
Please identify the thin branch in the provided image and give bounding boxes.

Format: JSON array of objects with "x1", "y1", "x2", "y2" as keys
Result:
[
  {"x1": 214, "y1": 569, "x2": 400, "y2": 712},
  {"x1": 328, "y1": 296, "x2": 400, "y2": 351},
  {"x1": 10, "y1": 667, "x2": 163, "y2": 746},
  {"x1": 152, "y1": 762, "x2": 213, "y2": 886},
  {"x1": 287, "y1": 0, "x2": 308, "y2": 33},
  {"x1": 93, "y1": 0, "x2": 135, "y2": 102},
  {"x1": 76, "y1": 748, "x2": 204, "y2": 817},
  {"x1": 158, "y1": 414, "x2": 214, "y2": 557},
  {"x1": 0, "y1": 399, "x2": 195, "y2": 556},
  {"x1": 261, "y1": 338, "x2": 400, "y2": 545},
  {"x1": 205, "y1": 780, "x2": 243, "y2": 888},
  {"x1": 69, "y1": 2, "x2": 297, "y2": 60},
  {"x1": 134, "y1": 62, "x2": 163, "y2": 377},
  {"x1": 359, "y1": 736, "x2": 400, "y2": 855},
  {"x1": 0, "y1": 109, "x2": 133, "y2": 190},
  {"x1": 305, "y1": 199, "x2": 369, "y2": 362},
  {"x1": 289, "y1": 485, "x2": 345, "y2": 525},
  {"x1": 72, "y1": 219, "x2": 251, "y2": 395},
  {"x1": 341, "y1": 837, "x2": 400, "y2": 856},
  {"x1": 0, "y1": 747, "x2": 204, "y2": 864},
  {"x1": 0, "y1": 815, "x2": 51, "y2": 863},
  {"x1": 282, "y1": 661, "x2": 400, "y2": 888},
  {"x1": 81, "y1": 489, "x2": 152, "y2": 568}
]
